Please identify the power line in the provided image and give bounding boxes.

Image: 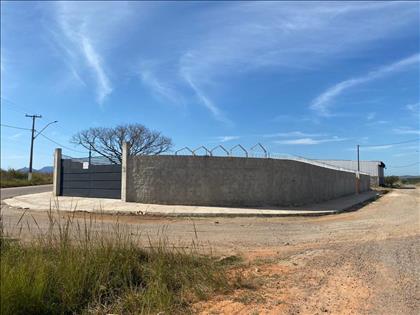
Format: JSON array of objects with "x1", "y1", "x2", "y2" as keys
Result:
[
  {"x1": 1, "y1": 104, "x2": 28, "y2": 115},
  {"x1": 2, "y1": 121, "x2": 86, "y2": 155},
  {"x1": 1, "y1": 97, "x2": 55, "y2": 122},
  {"x1": 38, "y1": 133, "x2": 88, "y2": 154},
  {"x1": 0, "y1": 97, "x2": 32, "y2": 114},
  {"x1": 360, "y1": 138, "x2": 419, "y2": 147},
  {"x1": 387, "y1": 162, "x2": 420, "y2": 168},
  {"x1": 0, "y1": 123, "x2": 32, "y2": 131},
  {"x1": 1, "y1": 98, "x2": 78, "y2": 140}
]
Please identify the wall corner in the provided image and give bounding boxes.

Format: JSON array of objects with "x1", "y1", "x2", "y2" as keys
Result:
[
  {"x1": 53, "y1": 148, "x2": 62, "y2": 196},
  {"x1": 121, "y1": 142, "x2": 130, "y2": 202}
]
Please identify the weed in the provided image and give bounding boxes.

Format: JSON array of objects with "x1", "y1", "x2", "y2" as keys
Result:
[{"x1": 0, "y1": 209, "x2": 236, "y2": 314}]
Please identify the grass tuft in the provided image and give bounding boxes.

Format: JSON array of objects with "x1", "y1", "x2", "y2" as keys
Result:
[{"x1": 0, "y1": 210, "x2": 235, "y2": 314}]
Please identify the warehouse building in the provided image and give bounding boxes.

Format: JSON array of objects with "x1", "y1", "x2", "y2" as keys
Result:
[{"x1": 314, "y1": 160, "x2": 385, "y2": 186}]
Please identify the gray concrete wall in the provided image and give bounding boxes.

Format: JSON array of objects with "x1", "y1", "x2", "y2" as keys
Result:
[
  {"x1": 314, "y1": 159, "x2": 384, "y2": 186},
  {"x1": 53, "y1": 148, "x2": 62, "y2": 196},
  {"x1": 126, "y1": 155, "x2": 370, "y2": 207}
]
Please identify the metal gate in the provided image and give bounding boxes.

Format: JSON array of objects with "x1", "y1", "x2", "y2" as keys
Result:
[{"x1": 60, "y1": 158, "x2": 122, "y2": 199}]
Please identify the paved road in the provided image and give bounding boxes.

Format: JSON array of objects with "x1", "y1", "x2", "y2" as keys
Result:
[{"x1": 0, "y1": 184, "x2": 52, "y2": 200}]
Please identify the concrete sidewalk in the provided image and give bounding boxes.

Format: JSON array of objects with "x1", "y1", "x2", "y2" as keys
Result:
[{"x1": 2, "y1": 191, "x2": 380, "y2": 217}]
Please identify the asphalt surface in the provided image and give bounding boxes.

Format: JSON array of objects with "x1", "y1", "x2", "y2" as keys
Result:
[{"x1": 0, "y1": 184, "x2": 52, "y2": 200}]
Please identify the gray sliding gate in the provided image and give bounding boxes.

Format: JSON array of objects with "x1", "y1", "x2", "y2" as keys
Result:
[{"x1": 60, "y1": 158, "x2": 121, "y2": 199}]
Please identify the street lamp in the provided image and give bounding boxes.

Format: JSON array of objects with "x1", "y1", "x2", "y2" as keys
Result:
[
  {"x1": 27, "y1": 120, "x2": 58, "y2": 181},
  {"x1": 34, "y1": 120, "x2": 58, "y2": 139}
]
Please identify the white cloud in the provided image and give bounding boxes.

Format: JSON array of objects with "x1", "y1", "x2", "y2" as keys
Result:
[
  {"x1": 406, "y1": 102, "x2": 420, "y2": 115},
  {"x1": 275, "y1": 136, "x2": 347, "y2": 145},
  {"x1": 310, "y1": 54, "x2": 420, "y2": 116},
  {"x1": 140, "y1": 72, "x2": 175, "y2": 102},
  {"x1": 346, "y1": 144, "x2": 394, "y2": 152},
  {"x1": 8, "y1": 132, "x2": 23, "y2": 140},
  {"x1": 393, "y1": 152, "x2": 418, "y2": 157},
  {"x1": 393, "y1": 127, "x2": 420, "y2": 135},
  {"x1": 181, "y1": 70, "x2": 232, "y2": 124},
  {"x1": 213, "y1": 136, "x2": 240, "y2": 143},
  {"x1": 41, "y1": 1, "x2": 420, "y2": 117},
  {"x1": 366, "y1": 120, "x2": 389, "y2": 127},
  {"x1": 362, "y1": 145, "x2": 394, "y2": 151},
  {"x1": 138, "y1": 2, "x2": 418, "y2": 122},
  {"x1": 80, "y1": 36, "x2": 112, "y2": 104},
  {"x1": 367, "y1": 112, "x2": 376, "y2": 120},
  {"x1": 139, "y1": 62, "x2": 185, "y2": 106},
  {"x1": 264, "y1": 131, "x2": 324, "y2": 138},
  {"x1": 51, "y1": 2, "x2": 133, "y2": 104}
]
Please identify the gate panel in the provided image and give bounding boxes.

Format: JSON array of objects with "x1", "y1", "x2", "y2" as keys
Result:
[{"x1": 60, "y1": 159, "x2": 122, "y2": 199}]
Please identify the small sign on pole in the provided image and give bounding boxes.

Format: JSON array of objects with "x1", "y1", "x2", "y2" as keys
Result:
[{"x1": 82, "y1": 162, "x2": 89, "y2": 169}]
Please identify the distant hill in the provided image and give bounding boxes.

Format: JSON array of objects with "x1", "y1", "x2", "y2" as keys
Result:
[
  {"x1": 17, "y1": 166, "x2": 53, "y2": 174},
  {"x1": 37, "y1": 166, "x2": 54, "y2": 173}
]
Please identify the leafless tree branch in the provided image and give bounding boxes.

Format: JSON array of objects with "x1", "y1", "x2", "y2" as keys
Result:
[{"x1": 71, "y1": 124, "x2": 173, "y2": 163}]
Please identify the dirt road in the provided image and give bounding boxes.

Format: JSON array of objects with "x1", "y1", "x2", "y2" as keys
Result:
[{"x1": 1, "y1": 188, "x2": 419, "y2": 314}]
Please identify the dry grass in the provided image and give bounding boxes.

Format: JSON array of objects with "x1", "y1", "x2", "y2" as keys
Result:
[
  {"x1": 1, "y1": 169, "x2": 52, "y2": 188},
  {"x1": 0, "y1": 208, "x2": 240, "y2": 315}
]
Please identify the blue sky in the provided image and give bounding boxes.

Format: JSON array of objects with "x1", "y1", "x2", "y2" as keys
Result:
[{"x1": 1, "y1": 1, "x2": 419, "y2": 175}]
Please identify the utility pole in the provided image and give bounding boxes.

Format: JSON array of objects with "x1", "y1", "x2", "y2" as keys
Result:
[
  {"x1": 88, "y1": 144, "x2": 92, "y2": 165},
  {"x1": 356, "y1": 144, "x2": 360, "y2": 194},
  {"x1": 25, "y1": 114, "x2": 42, "y2": 181},
  {"x1": 357, "y1": 144, "x2": 360, "y2": 172}
]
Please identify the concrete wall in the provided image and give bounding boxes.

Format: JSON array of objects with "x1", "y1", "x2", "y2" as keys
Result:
[
  {"x1": 126, "y1": 155, "x2": 370, "y2": 207},
  {"x1": 53, "y1": 148, "x2": 62, "y2": 197},
  {"x1": 314, "y1": 159, "x2": 384, "y2": 186}
]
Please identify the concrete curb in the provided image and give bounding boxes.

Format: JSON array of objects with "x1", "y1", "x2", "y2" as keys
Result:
[
  {"x1": 2, "y1": 191, "x2": 381, "y2": 218},
  {"x1": 110, "y1": 192, "x2": 382, "y2": 218}
]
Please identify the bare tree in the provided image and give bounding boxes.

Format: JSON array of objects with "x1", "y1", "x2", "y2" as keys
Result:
[{"x1": 71, "y1": 124, "x2": 173, "y2": 163}]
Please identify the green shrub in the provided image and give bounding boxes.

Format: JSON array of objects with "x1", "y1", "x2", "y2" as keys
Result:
[
  {"x1": 384, "y1": 176, "x2": 400, "y2": 187},
  {"x1": 0, "y1": 169, "x2": 52, "y2": 188}
]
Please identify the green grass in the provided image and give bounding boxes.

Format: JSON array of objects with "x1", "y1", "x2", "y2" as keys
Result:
[
  {"x1": 0, "y1": 212, "x2": 237, "y2": 314},
  {"x1": 1, "y1": 169, "x2": 52, "y2": 188},
  {"x1": 401, "y1": 177, "x2": 420, "y2": 185}
]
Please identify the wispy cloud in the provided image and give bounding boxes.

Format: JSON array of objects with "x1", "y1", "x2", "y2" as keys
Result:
[
  {"x1": 264, "y1": 131, "x2": 324, "y2": 138},
  {"x1": 7, "y1": 132, "x2": 23, "y2": 140},
  {"x1": 367, "y1": 112, "x2": 376, "y2": 120},
  {"x1": 271, "y1": 114, "x2": 321, "y2": 125},
  {"x1": 406, "y1": 102, "x2": 420, "y2": 115},
  {"x1": 137, "y1": 2, "x2": 418, "y2": 122},
  {"x1": 275, "y1": 136, "x2": 347, "y2": 145},
  {"x1": 181, "y1": 70, "x2": 231, "y2": 124},
  {"x1": 80, "y1": 36, "x2": 112, "y2": 103},
  {"x1": 212, "y1": 136, "x2": 240, "y2": 143},
  {"x1": 393, "y1": 127, "x2": 420, "y2": 135},
  {"x1": 366, "y1": 120, "x2": 389, "y2": 127},
  {"x1": 393, "y1": 152, "x2": 418, "y2": 157},
  {"x1": 139, "y1": 64, "x2": 184, "y2": 106},
  {"x1": 310, "y1": 54, "x2": 420, "y2": 116},
  {"x1": 51, "y1": 2, "x2": 133, "y2": 104},
  {"x1": 346, "y1": 145, "x2": 394, "y2": 151}
]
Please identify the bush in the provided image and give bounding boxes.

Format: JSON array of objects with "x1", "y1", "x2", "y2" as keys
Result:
[
  {"x1": 0, "y1": 169, "x2": 52, "y2": 188},
  {"x1": 384, "y1": 176, "x2": 400, "y2": 187},
  {"x1": 0, "y1": 212, "x2": 234, "y2": 315}
]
